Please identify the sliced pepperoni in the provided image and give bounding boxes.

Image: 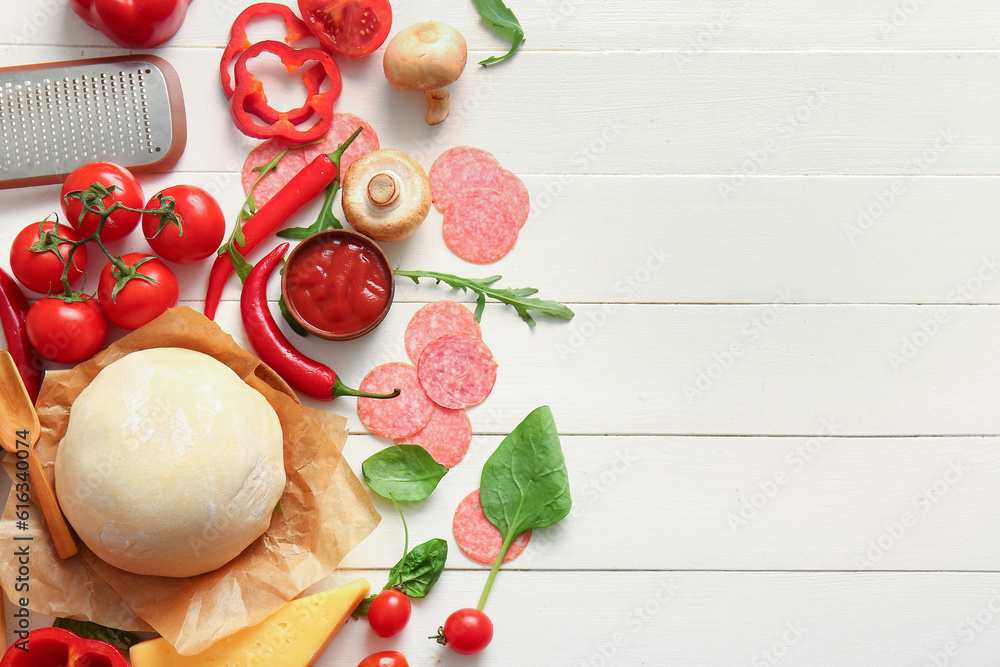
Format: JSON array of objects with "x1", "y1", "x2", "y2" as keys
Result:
[
  {"x1": 405, "y1": 300, "x2": 482, "y2": 364},
  {"x1": 357, "y1": 363, "x2": 435, "y2": 439},
  {"x1": 417, "y1": 334, "x2": 497, "y2": 410},
  {"x1": 429, "y1": 146, "x2": 505, "y2": 213},
  {"x1": 241, "y1": 112, "x2": 380, "y2": 206},
  {"x1": 453, "y1": 489, "x2": 530, "y2": 565},
  {"x1": 442, "y1": 188, "x2": 519, "y2": 264},
  {"x1": 500, "y1": 169, "x2": 530, "y2": 229},
  {"x1": 395, "y1": 404, "x2": 472, "y2": 468}
]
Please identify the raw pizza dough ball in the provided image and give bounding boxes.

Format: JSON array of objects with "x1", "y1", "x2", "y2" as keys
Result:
[{"x1": 55, "y1": 347, "x2": 286, "y2": 578}]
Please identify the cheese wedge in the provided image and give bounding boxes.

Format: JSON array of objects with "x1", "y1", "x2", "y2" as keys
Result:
[{"x1": 129, "y1": 578, "x2": 370, "y2": 666}]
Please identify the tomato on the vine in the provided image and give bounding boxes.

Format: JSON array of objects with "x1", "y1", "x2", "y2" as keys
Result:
[
  {"x1": 298, "y1": 0, "x2": 392, "y2": 58},
  {"x1": 357, "y1": 651, "x2": 409, "y2": 667},
  {"x1": 9, "y1": 219, "x2": 87, "y2": 295},
  {"x1": 442, "y1": 608, "x2": 493, "y2": 655},
  {"x1": 61, "y1": 161, "x2": 144, "y2": 242},
  {"x1": 142, "y1": 185, "x2": 226, "y2": 264},
  {"x1": 26, "y1": 296, "x2": 108, "y2": 364},
  {"x1": 367, "y1": 588, "x2": 410, "y2": 638},
  {"x1": 97, "y1": 253, "x2": 178, "y2": 330}
]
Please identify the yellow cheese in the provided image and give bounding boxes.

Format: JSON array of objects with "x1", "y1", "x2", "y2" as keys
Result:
[{"x1": 129, "y1": 578, "x2": 370, "y2": 667}]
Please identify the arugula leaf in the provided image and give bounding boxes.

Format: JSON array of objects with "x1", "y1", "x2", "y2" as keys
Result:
[
  {"x1": 473, "y1": 0, "x2": 525, "y2": 66},
  {"x1": 53, "y1": 618, "x2": 141, "y2": 652},
  {"x1": 476, "y1": 405, "x2": 571, "y2": 610},
  {"x1": 362, "y1": 445, "x2": 448, "y2": 502},
  {"x1": 386, "y1": 538, "x2": 448, "y2": 598},
  {"x1": 393, "y1": 270, "x2": 574, "y2": 327}
]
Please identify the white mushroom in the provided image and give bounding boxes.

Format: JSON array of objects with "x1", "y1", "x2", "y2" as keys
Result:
[
  {"x1": 342, "y1": 149, "x2": 432, "y2": 242},
  {"x1": 383, "y1": 21, "x2": 467, "y2": 125}
]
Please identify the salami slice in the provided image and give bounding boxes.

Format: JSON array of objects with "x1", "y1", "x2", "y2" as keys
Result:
[
  {"x1": 453, "y1": 489, "x2": 530, "y2": 565},
  {"x1": 241, "y1": 112, "x2": 380, "y2": 206},
  {"x1": 357, "y1": 363, "x2": 435, "y2": 439},
  {"x1": 395, "y1": 404, "x2": 472, "y2": 468},
  {"x1": 417, "y1": 334, "x2": 497, "y2": 410},
  {"x1": 499, "y1": 169, "x2": 530, "y2": 229},
  {"x1": 429, "y1": 146, "x2": 505, "y2": 212},
  {"x1": 405, "y1": 300, "x2": 482, "y2": 364},
  {"x1": 442, "y1": 188, "x2": 519, "y2": 264}
]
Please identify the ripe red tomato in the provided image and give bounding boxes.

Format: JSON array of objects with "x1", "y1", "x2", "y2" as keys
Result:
[
  {"x1": 142, "y1": 185, "x2": 226, "y2": 264},
  {"x1": 97, "y1": 253, "x2": 178, "y2": 330},
  {"x1": 298, "y1": 0, "x2": 392, "y2": 58},
  {"x1": 357, "y1": 651, "x2": 409, "y2": 667},
  {"x1": 61, "y1": 161, "x2": 144, "y2": 242},
  {"x1": 367, "y1": 588, "x2": 410, "y2": 638},
  {"x1": 9, "y1": 219, "x2": 88, "y2": 295},
  {"x1": 443, "y1": 608, "x2": 493, "y2": 655},
  {"x1": 26, "y1": 296, "x2": 108, "y2": 364}
]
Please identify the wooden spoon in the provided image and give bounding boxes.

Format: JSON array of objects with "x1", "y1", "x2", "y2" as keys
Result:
[{"x1": 0, "y1": 351, "x2": 77, "y2": 559}]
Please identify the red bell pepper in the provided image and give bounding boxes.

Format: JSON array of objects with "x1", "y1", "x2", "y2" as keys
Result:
[
  {"x1": 230, "y1": 40, "x2": 341, "y2": 143},
  {"x1": 0, "y1": 627, "x2": 129, "y2": 667},
  {"x1": 220, "y1": 3, "x2": 314, "y2": 98},
  {"x1": 69, "y1": 0, "x2": 194, "y2": 49}
]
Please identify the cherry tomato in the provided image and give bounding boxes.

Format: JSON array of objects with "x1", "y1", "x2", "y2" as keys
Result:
[
  {"x1": 26, "y1": 296, "x2": 108, "y2": 364},
  {"x1": 97, "y1": 253, "x2": 179, "y2": 330},
  {"x1": 142, "y1": 185, "x2": 226, "y2": 264},
  {"x1": 9, "y1": 219, "x2": 88, "y2": 295},
  {"x1": 61, "y1": 161, "x2": 144, "y2": 242},
  {"x1": 443, "y1": 608, "x2": 493, "y2": 655},
  {"x1": 298, "y1": 0, "x2": 392, "y2": 58},
  {"x1": 367, "y1": 588, "x2": 410, "y2": 638},
  {"x1": 357, "y1": 651, "x2": 409, "y2": 667}
]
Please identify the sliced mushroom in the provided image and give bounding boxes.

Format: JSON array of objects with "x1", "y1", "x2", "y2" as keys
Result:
[
  {"x1": 383, "y1": 21, "x2": 467, "y2": 125},
  {"x1": 342, "y1": 149, "x2": 432, "y2": 242}
]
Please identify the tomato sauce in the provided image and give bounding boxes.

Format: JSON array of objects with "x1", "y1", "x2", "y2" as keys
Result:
[{"x1": 286, "y1": 235, "x2": 392, "y2": 337}]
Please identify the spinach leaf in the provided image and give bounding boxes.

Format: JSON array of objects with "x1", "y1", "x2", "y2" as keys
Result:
[
  {"x1": 472, "y1": 0, "x2": 525, "y2": 67},
  {"x1": 386, "y1": 538, "x2": 448, "y2": 598},
  {"x1": 53, "y1": 618, "x2": 141, "y2": 652},
  {"x1": 362, "y1": 445, "x2": 448, "y2": 501},
  {"x1": 475, "y1": 406, "x2": 570, "y2": 609}
]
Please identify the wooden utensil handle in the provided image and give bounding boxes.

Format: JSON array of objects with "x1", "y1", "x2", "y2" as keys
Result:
[{"x1": 27, "y1": 451, "x2": 78, "y2": 560}]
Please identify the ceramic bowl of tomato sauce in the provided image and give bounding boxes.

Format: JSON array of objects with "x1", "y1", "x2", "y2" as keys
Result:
[{"x1": 281, "y1": 229, "x2": 394, "y2": 340}]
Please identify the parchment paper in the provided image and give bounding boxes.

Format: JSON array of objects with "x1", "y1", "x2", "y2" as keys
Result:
[{"x1": 0, "y1": 307, "x2": 380, "y2": 655}]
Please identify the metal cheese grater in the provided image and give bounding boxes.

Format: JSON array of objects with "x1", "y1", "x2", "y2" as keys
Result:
[{"x1": 0, "y1": 54, "x2": 186, "y2": 189}]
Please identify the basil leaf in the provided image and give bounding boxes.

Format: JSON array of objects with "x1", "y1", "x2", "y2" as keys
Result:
[
  {"x1": 386, "y1": 538, "x2": 448, "y2": 598},
  {"x1": 362, "y1": 445, "x2": 448, "y2": 501},
  {"x1": 53, "y1": 618, "x2": 141, "y2": 652},
  {"x1": 480, "y1": 406, "x2": 571, "y2": 541},
  {"x1": 472, "y1": 0, "x2": 525, "y2": 66}
]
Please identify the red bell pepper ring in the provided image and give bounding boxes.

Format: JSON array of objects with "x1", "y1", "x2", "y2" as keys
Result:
[
  {"x1": 68, "y1": 0, "x2": 194, "y2": 49},
  {"x1": 220, "y1": 2, "x2": 314, "y2": 98},
  {"x1": 0, "y1": 626, "x2": 129, "y2": 667},
  {"x1": 230, "y1": 40, "x2": 341, "y2": 143},
  {"x1": 0, "y1": 267, "x2": 42, "y2": 403}
]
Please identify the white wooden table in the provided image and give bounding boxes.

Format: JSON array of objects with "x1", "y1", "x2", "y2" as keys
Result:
[{"x1": 4, "y1": 1, "x2": 1000, "y2": 665}]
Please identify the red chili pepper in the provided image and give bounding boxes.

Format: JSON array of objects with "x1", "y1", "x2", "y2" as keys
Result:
[
  {"x1": 0, "y1": 267, "x2": 42, "y2": 403},
  {"x1": 0, "y1": 626, "x2": 130, "y2": 667},
  {"x1": 241, "y1": 243, "x2": 399, "y2": 401},
  {"x1": 68, "y1": 0, "x2": 193, "y2": 49},
  {"x1": 204, "y1": 153, "x2": 339, "y2": 320},
  {"x1": 230, "y1": 40, "x2": 341, "y2": 143},
  {"x1": 220, "y1": 3, "x2": 314, "y2": 98}
]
